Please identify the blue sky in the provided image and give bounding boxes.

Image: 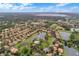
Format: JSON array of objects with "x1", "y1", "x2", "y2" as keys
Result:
[{"x1": 0, "y1": 3, "x2": 79, "y2": 13}]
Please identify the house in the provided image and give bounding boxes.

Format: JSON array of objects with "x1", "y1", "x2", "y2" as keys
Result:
[{"x1": 71, "y1": 28, "x2": 79, "y2": 32}]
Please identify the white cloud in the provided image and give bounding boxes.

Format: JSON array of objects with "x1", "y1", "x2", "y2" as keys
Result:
[
  {"x1": 0, "y1": 0, "x2": 79, "y2": 3},
  {"x1": 69, "y1": 6, "x2": 79, "y2": 13},
  {"x1": 0, "y1": 3, "x2": 13, "y2": 9},
  {"x1": 22, "y1": 3, "x2": 33, "y2": 6},
  {"x1": 0, "y1": 3, "x2": 75, "y2": 12},
  {"x1": 0, "y1": 3, "x2": 79, "y2": 13},
  {"x1": 0, "y1": 3, "x2": 54, "y2": 12},
  {"x1": 0, "y1": 3, "x2": 34, "y2": 12},
  {"x1": 56, "y1": 3, "x2": 69, "y2": 7},
  {"x1": 71, "y1": 6, "x2": 79, "y2": 10},
  {"x1": 54, "y1": 5, "x2": 79, "y2": 13}
]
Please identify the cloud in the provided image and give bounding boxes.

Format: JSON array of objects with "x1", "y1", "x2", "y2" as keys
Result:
[
  {"x1": 56, "y1": 3, "x2": 69, "y2": 7},
  {"x1": 0, "y1": 3, "x2": 54, "y2": 12},
  {"x1": 0, "y1": 3, "x2": 13, "y2": 9},
  {"x1": 69, "y1": 6, "x2": 79, "y2": 13},
  {"x1": 0, "y1": 3, "x2": 34, "y2": 12},
  {"x1": 0, "y1": 3, "x2": 79, "y2": 13},
  {"x1": 55, "y1": 6, "x2": 79, "y2": 13}
]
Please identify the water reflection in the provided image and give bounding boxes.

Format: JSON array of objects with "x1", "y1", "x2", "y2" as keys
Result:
[
  {"x1": 60, "y1": 32, "x2": 70, "y2": 40},
  {"x1": 64, "y1": 46, "x2": 79, "y2": 56},
  {"x1": 60, "y1": 32, "x2": 79, "y2": 56},
  {"x1": 26, "y1": 32, "x2": 46, "y2": 43}
]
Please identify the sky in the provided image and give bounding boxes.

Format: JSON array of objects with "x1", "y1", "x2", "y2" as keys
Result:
[{"x1": 0, "y1": 3, "x2": 79, "y2": 13}]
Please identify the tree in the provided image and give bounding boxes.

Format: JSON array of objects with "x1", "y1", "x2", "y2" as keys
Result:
[
  {"x1": 19, "y1": 46, "x2": 30, "y2": 56},
  {"x1": 70, "y1": 33, "x2": 75, "y2": 40}
]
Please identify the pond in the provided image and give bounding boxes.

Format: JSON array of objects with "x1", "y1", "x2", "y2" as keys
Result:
[
  {"x1": 60, "y1": 32, "x2": 71, "y2": 40},
  {"x1": 60, "y1": 32, "x2": 79, "y2": 56},
  {"x1": 29, "y1": 32, "x2": 46, "y2": 41},
  {"x1": 64, "y1": 46, "x2": 79, "y2": 56},
  {"x1": 23, "y1": 32, "x2": 46, "y2": 43},
  {"x1": 20, "y1": 32, "x2": 46, "y2": 46}
]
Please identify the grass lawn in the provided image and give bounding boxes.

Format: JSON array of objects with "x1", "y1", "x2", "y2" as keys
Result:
[
  {"x1": 73, "y1": 33, "x2": 79, "y2": 40},
  {"x1": 70, "y1": 32, "x2": 79, "y2": 40},
  {"x1": 64, "y1": 49, "x2": 68, "y2": 56}
]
